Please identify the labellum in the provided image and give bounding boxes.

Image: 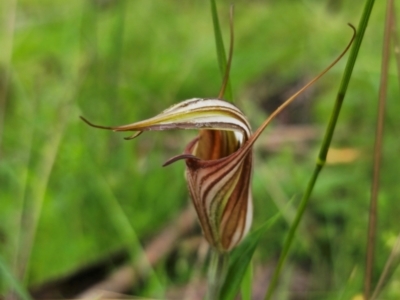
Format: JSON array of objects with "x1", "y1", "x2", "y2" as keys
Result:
[{"x1": 81, "y1": 21, "x2": 355, "y2": 252}]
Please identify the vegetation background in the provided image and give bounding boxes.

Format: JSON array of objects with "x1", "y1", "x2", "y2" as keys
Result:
[{"x1": 0, "y1": 0, "x2": 399, "y2": 299}]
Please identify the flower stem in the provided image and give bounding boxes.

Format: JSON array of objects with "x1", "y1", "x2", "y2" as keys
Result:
[{"x1": 207, "y1": 250, "x2": 229, "y2": 300}]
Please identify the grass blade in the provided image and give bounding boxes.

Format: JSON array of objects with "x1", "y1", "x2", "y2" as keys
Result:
[
  {"x1": 210, "y1": 0, "x2": 233, "y2": 101},
  {"x1": 0, "y1": 254, "x2": 32, "y2": 300}
]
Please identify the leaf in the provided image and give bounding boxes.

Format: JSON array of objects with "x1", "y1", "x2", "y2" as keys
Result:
[
  {"x1": 240, "y1": 260, "x2": 253, "y2": 300},
  {"x1": 0, "y1": 254, "x2": 32, "y2": 300},
  {"x1": 220, "y1": 213, "x2": 281, "y2": 300}
]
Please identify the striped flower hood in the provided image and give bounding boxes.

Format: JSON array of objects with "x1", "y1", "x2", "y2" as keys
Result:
[{"x1": 82, "y1": 98, "x2": 254, "y2": 252}]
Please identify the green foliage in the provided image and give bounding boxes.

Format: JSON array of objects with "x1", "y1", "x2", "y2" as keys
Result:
[{"x1": 0, "y1": 0, "x2": 398, "y2": 298}]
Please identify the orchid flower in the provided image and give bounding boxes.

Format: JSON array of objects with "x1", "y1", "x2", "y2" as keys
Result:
[
  {"x1": 82, "y1": 99, "x2": 253, "y2": 252},
  {"x1": 81, "y1": 24, "x2": 355, "y2": 253}
]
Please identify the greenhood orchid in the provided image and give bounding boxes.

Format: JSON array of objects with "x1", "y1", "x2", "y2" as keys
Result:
[
  {"x1": 81, "y1": 25, "x2": 355, "y2": 253},
  {"x1": 82, "y1": 98, "x2": 254, "y2": 252}
]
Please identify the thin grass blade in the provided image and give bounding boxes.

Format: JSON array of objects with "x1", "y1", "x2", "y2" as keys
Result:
[{"x1": 209, "y1": 0, "x2": 233, "y2": 101}]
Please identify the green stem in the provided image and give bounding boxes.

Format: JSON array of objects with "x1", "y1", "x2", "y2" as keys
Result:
[
  {"x1": 207, "y1": 250, "x2": 229, "y2": 300},
  {"x1": 264, "y1": 0, "x2": 376, "y2": 299}
]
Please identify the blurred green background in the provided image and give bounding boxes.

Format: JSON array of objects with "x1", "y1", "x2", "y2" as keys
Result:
[{"x1": 0, "y1": 0, "x2": 399, "y2": 298}]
